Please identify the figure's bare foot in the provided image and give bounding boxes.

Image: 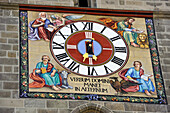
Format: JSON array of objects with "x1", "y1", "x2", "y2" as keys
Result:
[
  {"x1": 145, "y1": 90, "x2": 151, "y2": 96},
  {"x1": 131, "y1": 42, "x2": 139, "y2": 47},
  {"x1": 45, "y1": 39, "x2": 50, "y2": 42},
  {"x1": 150, "y1": 91, "x2": 156, "y2": 95},
  {"x1": 56, "y1": 85, "x2": 62, "y2": 90},
  {"x1": 52, "y1": 86, "x2": 60, "y2": 91}
]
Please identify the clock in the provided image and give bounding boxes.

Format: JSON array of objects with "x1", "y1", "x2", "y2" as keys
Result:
[{"x1": 50, "y1": 21, "x2": 129, "y2": 77}]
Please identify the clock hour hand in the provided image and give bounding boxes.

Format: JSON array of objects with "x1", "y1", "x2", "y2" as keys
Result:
[{"x1": 83, "y1": 53, "x2": 88, "y2": 62}]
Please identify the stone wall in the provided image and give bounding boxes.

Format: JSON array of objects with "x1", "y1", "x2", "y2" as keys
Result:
[{"x1": 0, "y1": 0, "x2": 170, "y2": 113}]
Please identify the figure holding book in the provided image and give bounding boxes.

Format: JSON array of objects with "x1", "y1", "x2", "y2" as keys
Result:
[
  {"x1": 125, "y1": 61, "x2": 155, "y2": 96},
  {"x1": 30, "y1": 55, "x2": 62, "y2": 91}
]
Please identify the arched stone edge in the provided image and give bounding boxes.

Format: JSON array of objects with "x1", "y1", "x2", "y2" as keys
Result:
[{"x1": 71, "y1": 102, "x2": 113, "y2": 113}]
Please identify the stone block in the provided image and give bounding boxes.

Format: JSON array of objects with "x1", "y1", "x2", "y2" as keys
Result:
[
  {"x1": 162, "y1": 72, "x2": 170, "y2": 79},
  {"x1": 13, "y1": 45, "x2": 18, "y2": 51},
  {"x1": 0, "y1": 82, "x2": 2, "y2": 89},
  {"x1": 165, "y1": 80, "x2": 170, "y2": 89},
  {"x1": 0, "y1": 9, "x2": 3, "y2": 16},
  {"x1": 8, "y1": 51, "x2": 16, "y2": 57},
  {"x1": 155, "y1": 25, "x2": 165, "y2": 32},
  {"x1": 5, "y1": 17, "x2": 18, "y2": 24},
  {"x1": 0, "y1": 24, "x2": 5, "y2": 31},
  {"x1": 124, "y1": 103, "x2": 145, "y2": 111},
  {"x1": 0, "y1": 107, "x2": 14, "y2": 113},
  {"x1": 25, "y1": 99, "x2": 46, "y2": 108},
  {"x1": 166, "y1": 90, "x2": 170, "y2": 95},
  {"x1": 0, "y1": 90, "x2": 11, "y2": 98},
  {"x1": 0, "y1": 38, "x2": 7, "y2": 43},
  {"x1": 4, "y1": 66, "x2": 12, "y2": 72},
  {"x1": 113, "y1": 111, "x2": 133, "y2": 113},
  {"x1": 156, "y1": 33, "x2": 170, "y2": 39},
  {"x1": 0, "y1": 0, "x2": 9, "y2": 3},
  {"x1": 163, "y1": 59, "x2": 170, "y2": 65},
  {"x1": 168, "y1": 47, "x2": 170, "y2": 52},
  {"x1": 158, "y1": 40, "x2": 170, "y2": 46},
  {"x1": 4, "y1": 10, "x2": 11, "y2": 16},
  {"x1": 10, "y1": 0, "x2": 28, "y2": 4},
  {"x1": 16, "y1": 108, "x2": 36, "y2": 113},
  {"x1": 168, "y1": 105, "x2": 170, "y2": 112},
  {"x1": 12, "y1": 10, "x2": 19, "y2": 17},
  {"x1": 101, "y1": 0, "x2": 118, "y2": 5},
  {"x1": 69, "y1": 100, "x2": 88, "y2": 108},
  {"x1": 1, "y1": 32, "x2": 18, "y2": 38},
  {"x1": 47, "y1": 100, "x2": 68, "y2": 108},
  {"x1": 37, "y1": 109, "x2": 59, "y2": 113},
  {"x1": 165, "y1": 3, "x2": 170, "y2": 6},
  {"x1": 126, "y1": 1, "x2": 143, "y2": 6},
  {"x1": 0, "y1": 99, "x2": 24, "y2": 107},
  {"x1": 162, "y1": 65, "x2": 170, "y2": 72},
  {"x1": 0, "y1": 44, "x2": 11, "y2": 50},
  {"x1": 154, "y1": 19, "x2": 170, "y2": 26},
  {"x1": 0, "y1": 51, "x2": 6, "y2": 57},
  {"x1": 0, "y1": 17, "x2": 6, "y2": 24},
  {"x1": 7, "y1": 25, "x2": 18, "y2": 31},
  {"x1": 160, "y1": 53, "x2": 170, "y2": 58},
  {"x1": 58, "y1": 109, "x2": 73, "y2": 113},
  {"x1": 145, "y1": 104, "x2": 167, "y2": 112},
  {"x1": 0, "y1": 58, "x2": 18, "y2": 65},
  {"x1": 3, "y1": 82, "x2": 18, "y2": 89},
  {"x1": 8, "y1": 39, "x2": 18, "y2": 44},
  {"x1": 146, "y1": 2, "x2": 162, "y2": 6},
  {"x1": 104, "y1": 102, "x2": 124, "y2": 111},
  {"x1": 0, "y1": 73, "x2": 18, "y2": 81},
  {"x1": 119, "y1": 0, "x2": 124, "y2": 5},
  {"x1": 12, "y1": 90, "x2": 19, "y2": 98},
  {"x1": 0, "y1": 66, "x2": 2, "y2": 72},
  {"x1": 14, "y1": 66, "x2": 18, "y2": 73}
]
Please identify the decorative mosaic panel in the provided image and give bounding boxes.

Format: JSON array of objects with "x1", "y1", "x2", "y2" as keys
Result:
[{"x1": 19, "y1": 5, "x2": 167, "y2": 104}]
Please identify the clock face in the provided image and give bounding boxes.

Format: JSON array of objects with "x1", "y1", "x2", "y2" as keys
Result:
[{"x1": 50, "y1": 21, "x2": 129, "y2": 77}]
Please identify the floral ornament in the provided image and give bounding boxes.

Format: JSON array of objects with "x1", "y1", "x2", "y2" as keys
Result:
[
  {"x1": 40, "y1": 93, "x2": 46, "y2": 98},
  {"x1": 84, "y1": 94, "x2": 101, "y2": 100},
  {"x1": 158, "y1": 96, "x2": 166, "y2": 104},
  {"x1": 49, "y1": 94, "x2": 55, "y2": 98},
  {"x1": 20, "y1": 90, "x2": 27, "y2": 97},
  {"x1": 22, "y1": 81, "x2": 27, "y2": 87}
]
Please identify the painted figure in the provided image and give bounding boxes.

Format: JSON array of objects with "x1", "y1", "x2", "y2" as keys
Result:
[
  {"x1": 116, "y1": 17, "x2": 140, "y2": 47},
  {"x1": 29, "y1": 55, "x2": 62, "y2": 91},
  {"x1": 49, "y1": 15, "x2": 65, "y2": 27},
  {"x1": 28, "y1": 12, "x2": 57, "y2": 41},
  {"x1": 124, "y1": 61, "x2": 155, "y2": 96},
  {"x1": 59, "y1": 70, "x2": 73, "y2": 89},
  {"x1": 49, "y1": 14, "x2": 84, "y2": 27}
]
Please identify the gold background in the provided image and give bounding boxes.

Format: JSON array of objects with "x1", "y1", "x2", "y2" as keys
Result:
[{"x1": 28, "y1": 11, "x2": 156, "y2": 97}]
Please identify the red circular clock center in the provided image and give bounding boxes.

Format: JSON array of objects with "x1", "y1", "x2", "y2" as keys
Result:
[{"x1": 65, "y1": 31, "x2": 114, "y2": 66}]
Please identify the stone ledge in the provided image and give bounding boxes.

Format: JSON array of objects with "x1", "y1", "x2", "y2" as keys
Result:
[{"x1": 0, "y1": 3, "x2": 19, "y2": 10}]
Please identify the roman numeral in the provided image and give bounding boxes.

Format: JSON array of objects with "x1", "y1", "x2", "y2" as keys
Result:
[
  {"x1": 104, "y1": 65, "x2": 113, "y2": 74},
  {"x1": 53, "y1": 41, "x2": 64, "y2": 49},
  {"x1": 55, "y1": 53, "x2": 69, "y2": 61},
  {"x1": 110, "y1": 35, "x2": 121, "y2": 42},
  {"x1": 111, "y1": 56, "x2": 124, "y2": 66},
  {"x1": 67, "y1": 61, "x2": 80, "y2": 73},
  {"x1": 58, "y1": 31, "x2": 66, "y2": 40},
  {"x1": 66, "y1": 23, "x2": 79, "y2": 33},
  {"x1": 82, "y1": 22, "x2": 93, "y2": 30},
  {"x1": 100, "y1": 26, "x2": 106, "y2": 33},
  {"x1": 85, "y1": 32, "x2": 92, "y2": 38},
  {"x1": 55, "y1": 53, "x2": 71, "y2": 65},
  {"x1": 115, "y1": 47, "x2": 126, "y2": 53},
  {"x1": 88, "y1": 67, "x2": 98, "y2": 76},
  {"x1": 67, "y1": 45, "x2": 77, "y2": 49}
]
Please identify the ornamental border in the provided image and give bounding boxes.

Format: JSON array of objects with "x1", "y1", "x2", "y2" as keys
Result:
[{"x1": 19, "y1": 10, "x2": 167, "y2": 104}]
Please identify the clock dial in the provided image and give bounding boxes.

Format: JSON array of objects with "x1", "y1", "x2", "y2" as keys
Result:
[{"x1": 51, "y1": 21, "x2": 129, "y2": 77}]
